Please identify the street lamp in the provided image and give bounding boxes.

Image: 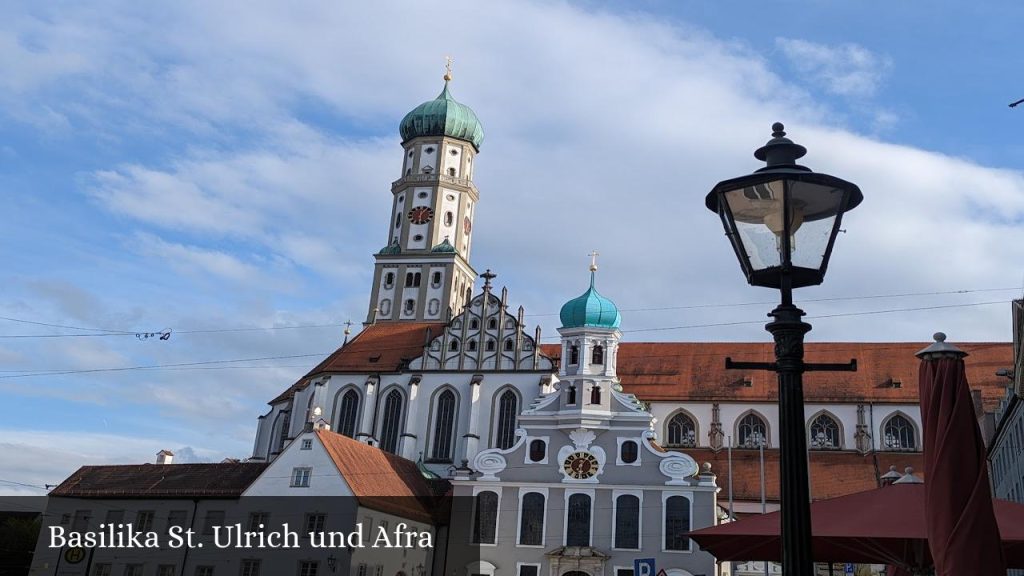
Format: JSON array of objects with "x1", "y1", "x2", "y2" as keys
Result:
[{"x1": 705, "y1": 123, "x2": 863, "y2": 576}]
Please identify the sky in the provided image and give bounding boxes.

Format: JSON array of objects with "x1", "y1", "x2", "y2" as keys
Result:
[{"x1": 1, "y1": 0, "x2": 1023, "y2": 493}]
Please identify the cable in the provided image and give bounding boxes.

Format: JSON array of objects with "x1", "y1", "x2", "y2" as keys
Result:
[{"x1": 0, "y1": 354, "x2": 332, "y2": 380}]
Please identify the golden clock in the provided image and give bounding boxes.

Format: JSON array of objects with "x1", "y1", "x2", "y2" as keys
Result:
[{"x1": 563, "y1": 451, "x2": 599, "y2": 479}]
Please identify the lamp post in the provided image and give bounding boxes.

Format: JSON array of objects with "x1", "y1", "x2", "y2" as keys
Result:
[{"x1": 705, "y1": 123, "x2": 863, "y2": 576}]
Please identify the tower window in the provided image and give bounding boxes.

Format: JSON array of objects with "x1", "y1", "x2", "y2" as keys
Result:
[
  {"x1": 592, "y1": 344, "x2": 604, "y2": 364},
  {"x1": 569, "y1": 344, "x2": 579, "y2": 365},
  {"x1": 418, "y1": 191, "x2": 428, "y2": 199},
  {"x1": 590, "y1": 385, "x2": 601, "y2": 405},
  {"x1": 431, "y1": 271, "x2": 442, "y2": 287},
  {"x1": 528, "y1": 439, "x2": 546, "y2": 462},
  {"x1": 444, "y1": 211, "x2": 454, "y2": 226},
  {"x1": 405, "y1": 168, "x2": 411, "y2": 176},
  {"x1": 404, "y1": 299, "x2": 415, "y2": 314},
  {"x1": 620, "y1": 440, "x2": 638, "y2": 464},
  {"x1": 448, "y1": 168, "x2": 456, "y2": 177},
  {"x1": 425, "y1": 147, "x2": 434, "y2": 154},
  {"x1": 384, "y1": 272, "x2": 394, "y2": 288},
  {"x1": 395, "y1": 215, "x2": 401, "y2": 227},
  {"x1": 450, "y1": 148, "x2": 458, "y2": 156},
  {"x1": 413, "y1": 234, "x2": 424, "y2": 242},
  {"x1": 567, "y1": 384, "x2": 577, "y2": 406}
]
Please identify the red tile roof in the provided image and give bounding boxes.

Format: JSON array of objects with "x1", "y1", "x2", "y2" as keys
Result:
[
  {"x1": 316, "y1": 430, "x2": 449, "y2": 524},
  {"x1": 271, "y1": 322, "x2": 446, "y2": 404},
  {"x1": 49, "y1": 463, "x2": 269, "y2": 498},
  {"x1": 686, "y1": 448, "x2": 925, "y2": 502},
  {"x1": 542, "y1": 342, "x2": 1012, "y2": 408}
]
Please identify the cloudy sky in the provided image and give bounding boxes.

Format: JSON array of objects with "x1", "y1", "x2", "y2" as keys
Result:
[{"x1": 2, "y1": 1, "x2": 1023, "y2": 493}]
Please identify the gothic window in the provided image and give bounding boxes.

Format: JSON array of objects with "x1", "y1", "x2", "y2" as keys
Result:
[
  {"x1": 737, "y1": 412, "x2": 768, "y2": 448},
  {"x1": 495, "y1": 390, "x2": 518, "y2": 449},
  {"x1": 620, "y1": 440, "x2": 638, "y2": 464},
  {"x1": 614, "y1": 495, "x2": 640, "y2": 549},
  {"x1": 488, "y1": 318, "x2": 497, "y2": 329},
  {"x1": 468, "y1": 340, "x2": 477, "y2": 352},
  {"x1": 449, "y1": 340, "x2": 459, "y2": 352},
  {"x1": 664, "y1": 496, "x2": 691, "y2": 551},
  {"x1": 566, "y1": 494, "x2": 591, "y2": 546},
  {"x1": 276, "y1": 413, "x2": 290, "y2": 453},
  {"x1": 486, "y1": 339, "x2": 496, "y2": 352},
  {"x1": 569, "y1": 344, "x2": 580, "y2": 365},
  {"x1": 504, "y1": 338, "x2": 515, "y2": 352},
  {"x1": 335, "y1": 389, "x2": 360, "y2": 438},
  {"x1": 379, "y1": 390, "x2": 404, "y2": 454},
  {"x1": 430, "y1": 390, "x2": 457, "y2": 462},
  {"x1": 384, "y1": 272, "x2": 394, "y2": 288},
  {"x1": 809, "y1": 413, "x2": 842, "y2": 450},
  {"x1": 529, "y1": 439, "x2": 546, "y2": 462},
  {"x1": 471, "y1": 491, "x2": 498, "y2": 544},
  {"x1": 470, "y1": 319, "x2": 479, "y2": 330},
  {"x1": 567, "y1": 384, "x2": 577, "y2": 405},
  {"x1": 519, "y1": 492, "x2": 544, "y2": 545},
  {"x1": 592, "y1": 344, "x2": 604, "y2": 364},
  {"x1": 523, "y1": 340, "x2": 533, "y2": 352},
  {"x1": 883, "y1": 414, "x2": 917, "y2": 451},
  {"x1": 667, "y1": 412, "x2": 697, "y2": 447}
]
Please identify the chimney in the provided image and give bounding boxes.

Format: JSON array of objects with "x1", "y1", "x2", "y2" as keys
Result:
[{"x1": 156, "y1": 450, "x2": 174, "y2": 465}]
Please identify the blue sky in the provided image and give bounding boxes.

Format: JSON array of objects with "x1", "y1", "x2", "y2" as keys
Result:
[{"x1": 1, "y1": 1, "x2": 1023, "y2": 492}]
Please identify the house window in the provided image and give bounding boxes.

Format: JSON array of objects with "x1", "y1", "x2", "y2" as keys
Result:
[
  {"x1": 301, "y1": 439, "x2": 312, "y2": 450},
  {"x1": 592, "y1": 344, "x2": 604, "y2": 364},
  {"x1": 529, "y1": 439, "x2": 546, "y2": 462},
  {"x1": 883, "y1": 414, "x2": 917, "y2": 451},
  {"x1": 305, "y1": 513, "x2": 326, "y2": 534},
  {"x1": 569, "y1": 344, "x2": 579, "y2": 365},
  {"x1": 335, "y1": 389, "x2": 360, "y2": 438},
  {"x1": 519, "y1": 492, "x2": 545, "y2": 545},
  {"x1": 664, "y1": 495, "x2": 691, "y2": 551},
  {"x1": 94, "y1": 564, "x2": 112, "y2": 576},
  {"x1": 240, "y1": 560, "x2": 261, "y2": 576},
  {"x1": 620, "y1": 441, "x2": 638, "y2": 464},
  {"x1": 105, "y1": 509, "x2": 124, "y2": 527},
  {"x1": 194, "y1": 567, "x2": 214, "y2": 576},
  {"x1": 519, "y1": 566, "x2": 540, "y2": 576},
  {"x1": 566, "y1": 493, "x2": 591, "y2": 546},
  {"x1": 158, "y1": 566, "x2": 176, "y2": 576},
  {"x1": 291, "y1": 468, "x2": 311, "y2": 488},
  {"x1": 203, "y1": 511, "x2": 225, "y2": 535},
  {"x1": 472, "y1": 491, "x2": 499, "y2": 544},
  {"x1": 738, "y1": 413, "x2": 768, "y2": 448},
  {"x1": 495, "y1": 390, "x2": 518, "y2": 449},
  {"x1": 135, "y1": 511, "x2": 154, "y2": 532},
  {"x1": 667, "y1": 413, "x2": 697, "y2": 447},
  {"x1": 379, "y1": 390, "x2": 404, "y2": 454},
  {"x1": 614, "y1": 494, "x2": 640, "y2": 549},
  {"x1": 248, "y1": 512, "x2": 268, "y2": 533},
  {"x1": 809, "y1": 413, "x2": 842, "y2": 449},
  {"x1": 124, "y1": 565, "x2": 144, "y2": 576},
  {"x1": 430, "y1": 390, "x2": 457, "y2": 462},
  {"x1": 298, "y1": 561, "x2": 319, "y2": 576}
]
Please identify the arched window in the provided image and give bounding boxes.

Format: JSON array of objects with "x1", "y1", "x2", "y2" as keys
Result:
[
  {"x1": 495, "y1": 390, "x2": 518, "y2": 449},
  {"x1": 529, "y1": 439, "x2": 546, "y2": 462},
  {"x1": 809, "y1": 413, "x2": 842, "y2": 450},
  {"x1": 567, "y1": 384, "x2": 577, "y2": 405},
  {"x1": 569, "y1": 344, "x2": 580, "y2": 365},
  {"x1": 592, "y1": 344, "x2": 604, "y2": 364},
  {"x1": 590, "y1": 385, "x2": 602, "y2": 405},
  {"x1": 431, "y1": 271, "x2": 442, "y2": 287},
  {"x1": 614, "y1": 494, "x2": 640, "y2": 549},
  {"x1": 488, "y1": 318, "x2": 497, "y2": 330},
  {"x1": 379, "y1": 389, "x2": 404, "y2": 454},
  {"x1": 620, "y1": 440, "x2": 638, "y2": 464},
  {"x1": 334, "y1": 389, "x2": 360, "y2": 438},
  {"x1": 468, "y1": 340, "x2": 478, "y2": 352},
  {"x1": 430, "y1": 390, "x2": 457, "y2": 462},
  {"x1": 444, "y1": 211, "x2": 453, "y2": 226},
  {"x1": 737, "y1": 412, "x2": 768, "y2": 448},
  {"x1": 883, "y1": 414, "x2": 917, "y2": 451},
  {"x1": 519, "y1": 492, "x2": 545, "y2": 545},
  {"x1": 664, "y1": 496, "x2": 691, "y2": 551},
  {"x1": 667, "y1": 412, "x2": 697, "y2": 447},
  {"x1": 472, "y1": 491, "x2": 498, "y2": 544},
  {"x1": 404, "y1": 299, "x2": 415, "y2": 314},
  {"x1": 384, "y1": 272, "x2": 394, "y2": 288},
  {"x1": 504, "y1": 338, "x2": 515, "y2": 352},
  {"x1": 448, "y1": 167, "x2": 456, "y2": 177},
  {"x1": 449, "y1": 340, "x2": 459, "y2": 352},
  {"x1": 566, "y1": 493, "x2": 591, "y2": 546},
  {"x1": 485, "y1": 339, "x2": 496, "y2": 352},
  {"x1": 470, "y1": 319, "x2": 479, "y2": 330}
]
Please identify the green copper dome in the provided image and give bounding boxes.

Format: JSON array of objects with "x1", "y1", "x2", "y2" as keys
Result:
[
  {"x1": 431, "y1": 238, "x2": 457, "y2": 253},
  {"x1": 559, "y1": 272, "x2": 621, "y2": 329},
  {"x1": 399, "y1": 82, "x2": 484, "y2": 151},
  {"x1": 378, "y1": 242, "x2": 401, "y2": 255}
]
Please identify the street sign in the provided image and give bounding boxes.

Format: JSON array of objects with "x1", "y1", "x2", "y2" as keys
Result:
[
  {"x1": 844, "y1": 563, "x2": 854, "y2": 575},
  {"x1": 64, "y1": 546, "x2": 85, "y2": 564},
  {"x1": 634, "y1": 558, "x2": 655, "y2": 576}
]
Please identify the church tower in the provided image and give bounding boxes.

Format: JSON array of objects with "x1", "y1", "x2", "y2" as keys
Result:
[{"x1": 366, "y1": 65, "x2": 484, "y2": 323}]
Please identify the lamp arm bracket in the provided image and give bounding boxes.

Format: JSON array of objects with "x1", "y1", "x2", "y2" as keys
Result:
[
  {"x1": 804, "y1": 359, "x2": 858, "y2": 372},
  {"x1": 724, "y1": 357, "x2": 777, "y2": 371},
  {"x1": 724, "y1": 357, "x2": 858, "y2": 372}
]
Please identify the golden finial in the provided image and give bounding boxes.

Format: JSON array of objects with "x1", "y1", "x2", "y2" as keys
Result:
[
  {"x1": 444, "y1": 56, "x2": 454, "y2": 82},
  {"x1": 589, "y1": 250, "x2": 600, "y2": 272}
]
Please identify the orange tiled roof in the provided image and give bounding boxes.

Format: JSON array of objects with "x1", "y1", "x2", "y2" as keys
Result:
[
  {"x1": 316, "y1": 430, "x2": 449, "y2": 524},
  {"x1": 49, "y1": 463, "x2": 269, "y2": 498},
  {"x1": 271, "y1": 322, "x2": 446, "y2": 404},
  {"x1": 542, "y1": 342, "x2": 1011, "y2": 408},
  {"x1": 686, "y1": 448, "x2": 925, "y2": 502}
]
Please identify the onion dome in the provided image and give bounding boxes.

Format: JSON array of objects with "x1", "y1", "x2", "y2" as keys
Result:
[
  {"x1": 399, "y1": 81, "x2": 484, "y2": 151},
  {"x1": 378, "y1": 242, "x2": 401, "y2": 255},
  {"x1": 431, "y1": 237, "x2": 457, "y2": 253},
  {"x1": 559, "y1": 272, "x2": 621, "y2": 329}
]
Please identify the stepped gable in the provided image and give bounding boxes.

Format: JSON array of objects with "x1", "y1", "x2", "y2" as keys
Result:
[
  {"x1": 50, "y1": 462, "x2": 269, "y2": 498},
  {"x1": 540, "y1": 342, "x2": 1012, "y2": 408}
]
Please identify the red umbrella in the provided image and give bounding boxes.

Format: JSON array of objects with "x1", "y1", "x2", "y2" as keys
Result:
[
  {"x1": 687, "y1": 482, "x2": 1024, "y2": 572},
  {"x1": 917, "y1": 333, "x2": 1006, "y2": 575}
]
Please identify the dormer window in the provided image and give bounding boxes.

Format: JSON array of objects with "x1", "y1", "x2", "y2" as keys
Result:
[{"x1": 592, "y1": 344, "x2": 604, "y2": 364}]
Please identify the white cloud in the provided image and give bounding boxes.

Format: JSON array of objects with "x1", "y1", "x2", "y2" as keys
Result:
[
  {"x1": 776, "y1": 37, "x2": 893, "y2": 98},
  {"x1": 131, "y1": 232, "x2": 261, "y2": 283}
]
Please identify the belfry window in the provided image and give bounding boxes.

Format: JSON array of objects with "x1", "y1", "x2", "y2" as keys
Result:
[
  {"x1": 590, "y1": 385, "x2": 601, "y2": 405},
  {"x1": 567, "y1": 384, "x2": 577, "y2": 405},
  {"x1": 431, "y1": 271, "x2": 442, "y2": 287},
  {"x1": 569, "y1": 344, "x2": 580, "y2": 365},
  {"x1": 384, "y1": 272, "x2": 394, "y2": 288},
  {"x1": 592, "y1": 345, "x2": 604, "y2": 364}
]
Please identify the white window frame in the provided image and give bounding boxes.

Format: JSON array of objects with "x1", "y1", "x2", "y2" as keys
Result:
[
  {"x1": 301, "y1": 439, "x2": 313, "y2": 450},
  {"x1": 562, "y1": 488, "x2": 595, "y2": 547},
  {"x1": 661, "y1": 491, "x2": 694, "y2": 553},
  {"x1": 523, "y1": 436, "x2": 550, "y2": 465},
  {"x1": 515, "y1": 487, "x2": 548, "y2": 548},
  {"x1": 616, "y1": 437, "x2": 642, "y2": 466},
  {"x1": 611, "y1": 489, "x2": 644, "y2": 551},
  {"x1": 291, "y1": 467, "x2": 312, "y2": 488},
  {"x1": 516, "y1": 563, "x2": 542, "y2": 576}
]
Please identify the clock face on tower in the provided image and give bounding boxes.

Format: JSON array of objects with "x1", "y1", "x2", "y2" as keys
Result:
[
  {"x1": 463, "y1": 216, "x2": 472, "y2": 234},
  {"x1": 563, "y1": 451, "x2": 600, "y2": 479},
  {"x1": 408, "y1": 206, "x2": 434, "y2": 225}
]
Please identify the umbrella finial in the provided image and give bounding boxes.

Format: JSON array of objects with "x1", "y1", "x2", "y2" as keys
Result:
[
  {"x1": 916, "y1": 331, "x2": 968, "y2": 359},
  {"x1": 893, "y1": 466, "x2": 924, "y2": 484},
  {"x1": 880, "y1": 465, "x2": 903, "y2": 485}
]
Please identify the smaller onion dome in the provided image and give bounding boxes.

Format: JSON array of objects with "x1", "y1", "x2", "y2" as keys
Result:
[
  {"x1": 378, "y1": 242, "x2": 401, "y2": 255},
  {"x1": 431, "y1": 237, "x2": 457, "y2": 253},
  {"x1": 399, "y1": 81, "x2": 484, "y2": 151},
  {"x1": 559, "y1": 272, "x2": 621, "y2": 329}
]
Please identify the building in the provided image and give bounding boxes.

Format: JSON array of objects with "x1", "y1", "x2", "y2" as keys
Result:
[{"x1": 990, "y1": 299, "x2": 1024, "y2": 576}]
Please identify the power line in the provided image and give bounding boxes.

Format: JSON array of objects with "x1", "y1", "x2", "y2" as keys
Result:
[{"x1": 0, "y1": 353, "x2": 331, "y2": 380}]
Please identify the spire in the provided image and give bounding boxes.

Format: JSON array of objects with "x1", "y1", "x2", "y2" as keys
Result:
[
  {"x1": 343, "y1": 320, "x2": 353, "y2": 346},
  {"x1": 480, "y1": 269, "x2": 497, "y2": 289},
  {"x1": 443, "y1": 55, "x2": 454, "y2": 83}
]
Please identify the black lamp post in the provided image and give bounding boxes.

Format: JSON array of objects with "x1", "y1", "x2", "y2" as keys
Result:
[{"x1": 705, "y1": 123, "x2": 863, "y2": 576}]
